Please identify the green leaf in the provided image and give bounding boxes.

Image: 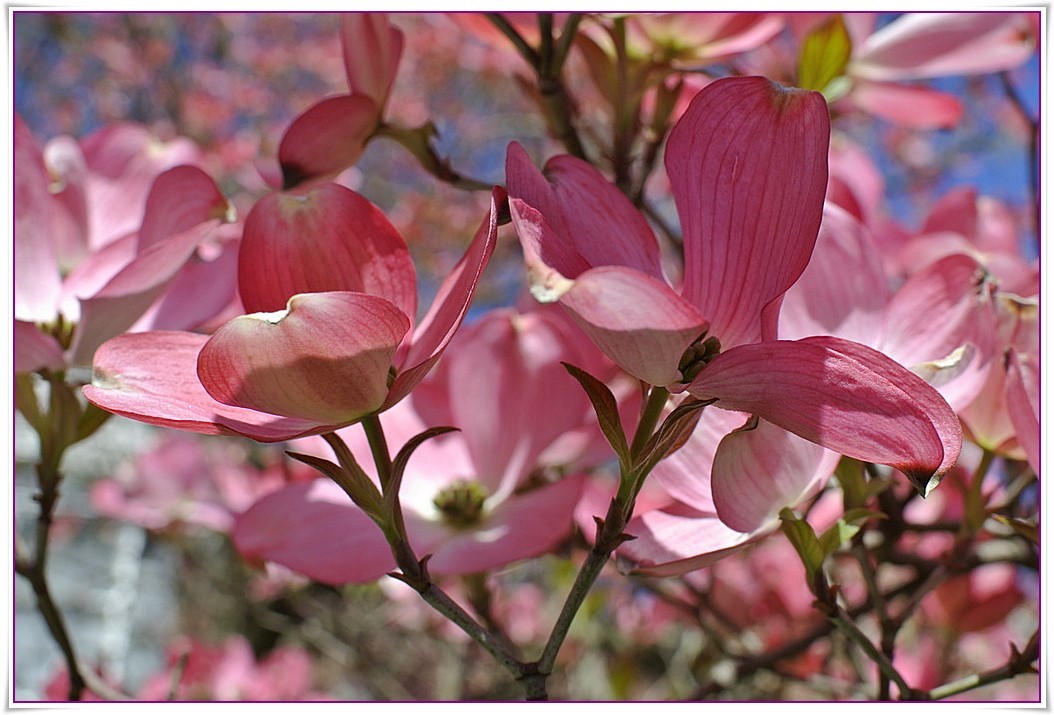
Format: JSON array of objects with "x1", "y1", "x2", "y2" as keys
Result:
[
  {"x1": 386, "y1": 425, "x2": 460, "y2": 514},
  {"x1": 818, "y1": 518, "x2": 861, "y2": 557},
  {"x1": 76, "y1": 402, "x2": 113, "y2": 443},
  {"x1": 797, "y1": 14, "x2": 853, "y2": 95},
  {"x1": 563, "y1": 362, "x2": 631, "y2": 471},
  {"x1": 633, "y1": 397, "x2": 711, "y2": 478},
  {"x1": 14, "y1": 374, "x2": 44, "y2": 435},
  {"x1": 286, "y1": 451, "x2": 385, "y2": 524},
  {"x1": 841, "y1": 508, "x2": 887, "y2": 525},
  {"x1": 779, "y1": 508, "x2": 825, "y2": 583},
  {"x1": 991, "y1": 514, "x2": 1039, "y2": 545}
]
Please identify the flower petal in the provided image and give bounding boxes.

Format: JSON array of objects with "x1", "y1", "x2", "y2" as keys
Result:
[
  {"x1": 198, "y1": 292, "x2": 410, "y2": 425},
  {"x1": 621, "y1": 505, "x2": 763, "y2": 577},
  {"x1": 239, "y1": 183, "x2": 417, "y2": 319},
  {"x1": 424, "y1": 475, "x2": 586, "y2": 576},
  {"x1": 1005, "y1": 348, "x2": 1039, "y2": 475},
  {"x1": 666, "y1": 76, "x2": 830, "y2": 347},
  {"x1": 69, "y1": 221, "x2": 223, "y2": 366},
  {"x1": 852, "y1": 12, "x2": 1037, "y2": 81},
  {"x1": 505, "y1": 142, "x2": 665, "y2": 279},
  {"x1": 848, "y1": 81, "x2": 963, "y2": 129},
  {"x1": 14, "y1": 115, "x2": 63, "y2": 323},
  {"x1": 557, "y1": 266, "x2": 709, "y2": 387},
  {"x1": 277, "y1": 94, "x2": 379, "y2": 191},
  {"x1": 341, "y1": 13, "x2": 403, "y2": 109},
  {"x1": 384, "y1": 187, "x2": 503, "y2": 408},
  {"x1": 84, "y1": 331, "x2": 331, "y2": 442},
  {"x1": 779, "y1": 202, "x2": 889, "y2": 345},
  {"x1": 882, "y1": 254, "x2": 997, "y2": 410},
  {"x1": 687, "y1": 336, "x2": 962, "y2": 495},
  {"x1": 711, "y1": 418, "x2": 840, "y2": 533},
  {"x1": 136, "y1": 165, "x2": 233, "y2": 252},
  {"x1": 15, "y1": 320, "x2": 66, "y2": 374},
  {"x1": 233, "y1": 480, "x2": 396, "y2": 585}
]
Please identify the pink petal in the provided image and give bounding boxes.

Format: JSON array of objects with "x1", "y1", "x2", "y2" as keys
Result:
[
  {"x1": 1005, "y1": 348, "x2": 1039, "y2": 474},
  {"x1": 198, "y1": 292, "x2": 410, "y2": 425},
  {"x1": 239, "y1": 185, "x2": 416, "y2": 321},
  {"x1": 424, "y1": 475, "x2": 586, "y2": 576},
  {"x1": 68, "y1": 221, "x2": 223, "y2": 366},
  {"x1": 134, "y1": 226, "x2": 241, "y2": 332},
  {"x1": 779, "y1": 203, "x2": 889, "y2": 346},
  {"x1": 687, "y1": 336, "x2": 962, "y2": 495},
  {"x1": 136, "y1": 165, "x2": 232, "y2": 252},
  {"x1": 921, "y1": 186, "x2": 979, "y2": 239},
  {"x1": 384, "y1": 188, "x2": 503, "y2": 408},
  {"x1": 848, "y1": 81, "x2": 963, "y2": 129},
  {"x1": 621, "y1": 505, "x2": 764, "y2": 577},
  {"x1": 14, "y1": 115, "x2": 63, "y2": 322},
  {"x1": 634, "y1": 13, "x2": 784, "y2": 64},
  {"x1": 42, "y1": 135, "x2": 91, "y2": 269},
  {"x1": 84, "y1": 331, "x2": 332, "y2": 442},
  {"x1": 853, "y1": 12, "x2": 1037, "y2": 81},
  {"x1": 432, "y1": 309, "x2": 594, "y2": 495},
  {"x1": 79, "y1": 122, "x2": 202, "y2": 249},
  {"x1": 650, "y1": 408, "x2": 749, "y2": 513},
  {"x1": 341, "y1": 13, "x2": 404, "y2": 109},
  {"x1": 14, "y1": 320, "x2": 66, "y2": 374},
  {"x1": 827, "y1": 136, "x2": 886, "y2": 228},
  {"x1": 505, "y1": 142, "x2": 664, "y2": 280},
  {"x1": 233, "y1": 480, "x2": 396, "y2": 585},
  {"x1": 557, "y1": 266, "x2": 710, "y2": 387},
  {"x1": 711, "y1": 418, "x2": 840, "y2": 533},
  {"x1": 277, "y1": 94, "x2": 379, "y2": 191},
  {"x1": 882, "y1": 254, "x2": 998, "y2": 410},
  {"x1": 666, "y1": 76, "x2": 830, "y2": 348}
]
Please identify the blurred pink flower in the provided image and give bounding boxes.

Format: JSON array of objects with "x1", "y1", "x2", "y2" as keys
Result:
[
  {"x1": 15, "y1": 116, "x2": 239, "y2": 372},
  {"x1": 84, "y1": 184, "x2": 503, "y2": 443}
]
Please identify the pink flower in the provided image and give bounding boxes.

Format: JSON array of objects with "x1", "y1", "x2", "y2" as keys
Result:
[
  {"x1": 506, "y1": 76, "x2": 961, "y2": 502},
  {"x1": 84, "y1": 184, "x2": 503, "y2": 442},
  {"x1": 232, "y1": 307, "x2": 599, "y2": 582},
  {"x1": 15, "y1": 116, "x2": 238, "y2": 372},
  {"x1": 276, "y1": 13, "x2": 403, "y2": 190}
]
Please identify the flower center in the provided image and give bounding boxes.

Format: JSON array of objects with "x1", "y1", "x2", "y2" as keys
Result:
[
  {"x1": 678, "y1": 333, "x2": 722, "y2": 382},
  {"x1": 433, "y1": 479, "x2": 489, "y2": 529}
]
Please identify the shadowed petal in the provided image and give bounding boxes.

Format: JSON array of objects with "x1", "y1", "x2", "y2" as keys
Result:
[
  {"x1": 557, "y1": 266, "x2": 709, "y2": 387},
  {"x1": 687, "y1": 336, "x2": 962, "y2": 495},
  {"x1": 667, "y1": 76, "x2": 830, "y2": 347},
  {"x1": 14, "y1": 115, "x2": 63, "y2": 322},
  {"x1": 239, "y1": 183, "x2": 416, "y2": 318},
  {"x1": 384, "y1": 188, "x2": 503, "y2": 408},
  {"x1": 198, "y1": 292, "x2": 410, "y2": 425},
  {"x1": 233, "y1": 480, "x2": 396, "y2": 585},
  {"x1": 277, "y1": 94, "x2": 379, "y2": 191},
  {"x1": 621, "y1": 505, "x2": 763, "y2": 577},
  {"x1": 1005, "y1": 348, "x2": 1039, "y2": 474},
  {"x1": 69, "y1": 221, "x2": 223, "y2": 366},
  {"x1": 84, "y1": 332, "x2": 331, "y2": 442},
  {"x1": 506, "y1": 142, "x2": 664, "y2": 279},
  {"x1": 15, "y1": 320, "x2": 66, "y2": 374},
  {"x1": 711, "y1": 418, "x2": 840, "y2": 533}
]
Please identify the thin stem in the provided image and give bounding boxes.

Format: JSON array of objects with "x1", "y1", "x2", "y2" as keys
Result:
[
  {"x1": 629, "y1": 385, "x2": 669, "y2": 459},
  {"x1": 552, "y1": 14, "x2": 583, "y2": 71},
  {"x1": 361, "y1": 415, "x2": 393, "y2": 491},
  {"x1": 486, "y1": 13, "x2": 539, "y2": 65},
  {"x1": 925, "y1": 631, "x2": 1038, "y2": 701},
  {"x1": 853, "y1": 542, "x2": 895, "y2": 700},
  {"x1": 827, "y1": 605, "x2": 916, "y2": 699}
]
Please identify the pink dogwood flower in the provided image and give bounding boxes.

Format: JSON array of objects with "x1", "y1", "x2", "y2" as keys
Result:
[
  {"x1": 15, "y1": 116, "x2": 238, "y2": 372},
  {"x1": 506, "y1": 76, "x2": 961, "y2": 504},
  {"x1": 277, "y1": 13, "x2": 403, "y2": 190},
  {"x1": 84, "y1": 184, "x2": 503, "y2": 442},
  {"x1": 233, "y1": 307, "x2": 599, "y2": 582}
]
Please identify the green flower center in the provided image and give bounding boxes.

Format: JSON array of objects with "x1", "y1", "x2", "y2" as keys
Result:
[{"x1": 433, "y1": 479, "x2": 489, "y2": 529}]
